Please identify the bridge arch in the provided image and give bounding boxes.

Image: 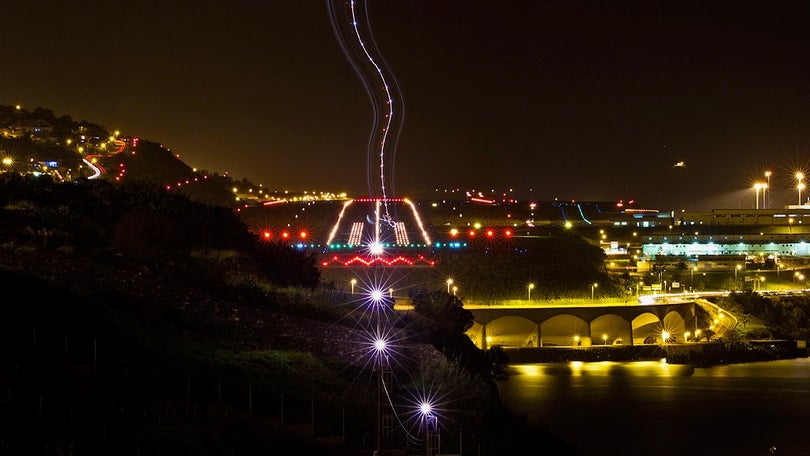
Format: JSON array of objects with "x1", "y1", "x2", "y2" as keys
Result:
[
  {"x1": 463, "y1": 301, "x2": 697, "y2": 349},
  {"x1": 540, "y1": 314, "x2": 589, "y2": 347},
  {"x1": 468, "y1": 315, "x2": 538, "y2": 348},
  {"x1": 591, "y1": 314, "x2": 633, "y2": 347},
  {"x1": 631, "y1": 310, "x2": 689, "y2": 344}
]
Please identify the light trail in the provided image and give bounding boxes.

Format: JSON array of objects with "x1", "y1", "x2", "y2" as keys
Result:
[
  {"x1": 327, "y1": 0, "x2": 406, "y2": 216},
  {"x1": 82, "y1": 158, "x2": 102, "y2": 179}
]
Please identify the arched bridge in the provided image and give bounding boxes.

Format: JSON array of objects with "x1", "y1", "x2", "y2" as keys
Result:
[{"x1": 463, "y1": 301, "x2": 699, "y2": 349}]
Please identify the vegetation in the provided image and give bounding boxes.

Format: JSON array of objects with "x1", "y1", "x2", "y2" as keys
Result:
[
  {"x1": 0, "y1": 175, "x2": 576, "y2": 454},
  {"x1": 719, "y1": 291, "x2": 810, "y2": 340}
]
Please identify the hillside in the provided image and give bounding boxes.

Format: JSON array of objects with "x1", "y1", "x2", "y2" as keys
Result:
[
  {"x1": 0, "y1": 174, "x2": 576, "y2": 455},
  {"x1": 0, "y1": 105, "x2": 244, "y2": 208}
]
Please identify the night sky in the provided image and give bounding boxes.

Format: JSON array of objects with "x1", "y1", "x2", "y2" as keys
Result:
[{"x1": 3, "y1": 1, "x2": 810, "y2": 211}]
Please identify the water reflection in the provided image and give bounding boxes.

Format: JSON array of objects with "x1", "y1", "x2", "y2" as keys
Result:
[
  {"x1": 512, "y1": 360, "x2": 696, "y2": 378},
  {"x1": 499, "y1": 358, "x2": 810, "y2": 456}
]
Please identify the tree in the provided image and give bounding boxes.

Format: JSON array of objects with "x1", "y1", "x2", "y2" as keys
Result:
[
  {"x1": 409, "y1": 288, "x2": 508, "y2": 384},
  {"x1": 409, "y1": 289, "x2": 473, "y2": 335}
]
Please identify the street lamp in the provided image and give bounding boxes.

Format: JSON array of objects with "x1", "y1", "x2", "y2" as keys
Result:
[
  {"x1": 735, "y1": 264, "x2": 742, "y2": 279},
  {"x1": 446, "y1": 278, "x2": 453, "y2": 294},
  {"x1": 753, "y1": 183, "x2": 765, "y2": 209},
  {"x1": 350, "y1": 278, "x2": 357, "y2": 294},
  {"x1": 527, "y1": 283, "x2": 535, "y2": 300},
  {"x1": 591, "y1": 283, "x2": 598, "y2": 300},
  {"x1": 573, "y1": 335, "x2": 580, "y2": 347},
  {"x1": 452, "y1": 286, "x2": 458, "y2": 296},
  {"x1": 602, "y1": 334, "x2": 608, "y2": 345},
  {"x1": 799, "y1": 182, "x2": 806, "y2": 206},
  {"x1": 764, "y1": 170, "x2": 772, "y2": 208},
  {"x1": 661, "y1": 330, "x2": 670, "y2": 344},
  {"x1": 420, "y1": 401, "x2": 439, "y2": 456}
]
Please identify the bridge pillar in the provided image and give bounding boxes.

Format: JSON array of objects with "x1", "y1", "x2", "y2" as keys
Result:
[
  {"x1": 535, "y1": 324, "x2": 542, "y2": 348},
  {"x1": 480, "y1": 323, "x2": 488, "y2": 350}
]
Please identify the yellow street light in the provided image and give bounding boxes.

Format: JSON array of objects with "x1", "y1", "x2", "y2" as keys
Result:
[
  {"x1": 602, "y1": 334, "x2": 608, "y2": 345},
  {"x1": 446, "y1": 278, "x2": 454, "y2": 294},
  {"x1": 573, "y1": 335, "x2": 581, "y2": 347},
  {"x1": 527, "y1": 283, "x2": 535, "y2": 300},
  {"x1": 661, "y1": 330, "x2": 670, "y2": 344},
  {"x1": 350, "y1": 278, "x2": 357, "y2": 294},
  {"x1": 753, "y1": 182, "x2": 765, "y2": 209},
  {"x1": 452, "y1": 286, "x2": 458, "y2": 296},
  {"x1": 764, "y1": 171, "x2": 772, "y2": 208},
  {"x1": 591, "y1": 283, "x2": 598, "y2": 300}
]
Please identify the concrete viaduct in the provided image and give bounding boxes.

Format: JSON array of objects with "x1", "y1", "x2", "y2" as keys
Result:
[{"x1": 463, "y1": 301, "x2": 698, "y2": 349}]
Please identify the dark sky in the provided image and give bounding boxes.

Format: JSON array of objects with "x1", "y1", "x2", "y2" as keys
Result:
[{"x1": 3, "y1": 1, "x2": 810, "y2": 211}]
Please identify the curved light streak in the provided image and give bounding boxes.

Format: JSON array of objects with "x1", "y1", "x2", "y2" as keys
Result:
[
  {"x1": 576, "y1": 203, "x2": 592, "y2": 225},
  {"x1": 327, "y1": 0, "x2": 405, "y2": 214},
  {"x1": 348, "y1": 0, "x2": 394, "y2": 206},
  {"x1": 82, "y1": 158, "x2": 102, "y2": 179}
]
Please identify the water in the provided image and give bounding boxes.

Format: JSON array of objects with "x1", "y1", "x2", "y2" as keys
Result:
[{"x1": 497, "y1": 358, "x2": 810, "y2": 456}]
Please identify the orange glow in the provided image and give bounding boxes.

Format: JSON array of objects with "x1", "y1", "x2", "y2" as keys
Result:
[
  {"x1": 450, "y1": 228, "x2": 459, "y2": 237},
  {"x1": 468, "y1": 230, "x2": 476, "y2": 237},
  {"x1": 262, "y1": 230, "x2": 272, "y2": 239},
  {"x1": 281, "y1": 231, "x2": 290, "y2": 239},
  {"x1": 486, "y1": 229, "x2": 494, "y2": 237},
  {"x1": 299, "y1": 231, "x2": 308, "y2": 239},
  {"x1": 504, "y1": 229, "x2": 512, "y2": 237}
]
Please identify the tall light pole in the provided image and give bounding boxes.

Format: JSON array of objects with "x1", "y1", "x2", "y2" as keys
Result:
[
  {"x1": 764, "y1": 170, "x2": 772, "y2": 208},
  {"x1": 527, "y1": 283, "x2": 535, "y2": 300},
  {"x1": 591, "y1": 283, "x2": 598, "y2": 300},
  {"x1": 421, "y1": 402, "x2": 438, "y2": 456},
  {"x1": 753, "y1": 183, "x2": 765, "y2": 209},
  {"x1": 762, "y1": 183, "x2": 768, "y2": 209},
  {"x1": 446, "y1": 278, "x2": 453, "y2": 294},
  {"x1": 797, "y1": 172, "x2": 805, "y2": 205},
  {"x1": 350, "y1": 278, "x2": 357, "y2": 294}
]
